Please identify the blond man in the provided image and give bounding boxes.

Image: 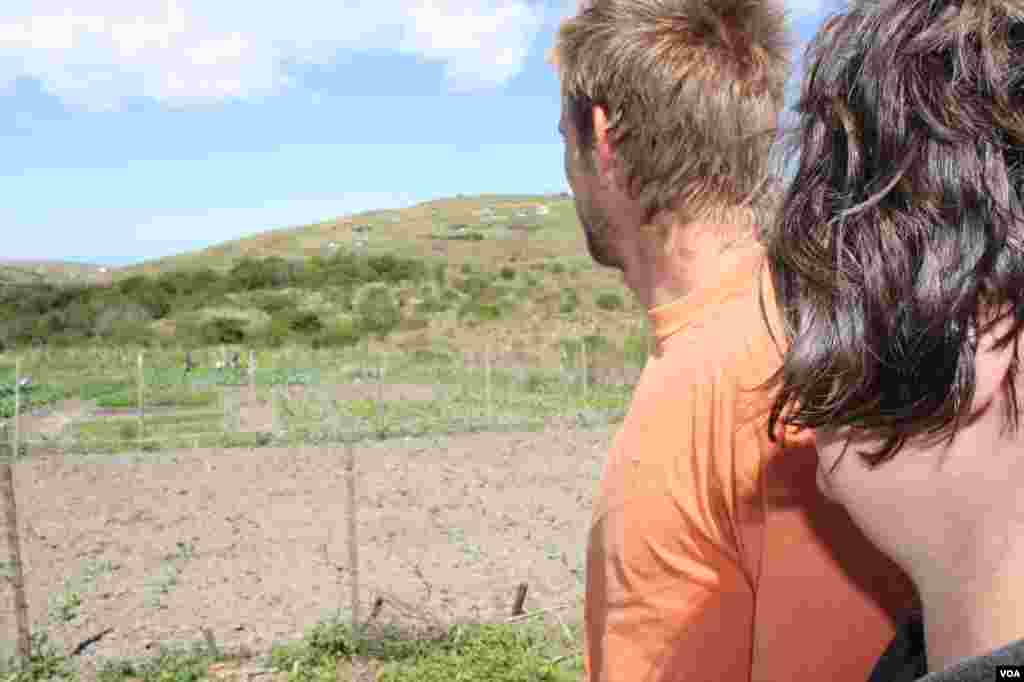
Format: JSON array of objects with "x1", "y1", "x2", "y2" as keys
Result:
[{"x1": 551, "y1": 1, "x2": 917, "y2": 680}]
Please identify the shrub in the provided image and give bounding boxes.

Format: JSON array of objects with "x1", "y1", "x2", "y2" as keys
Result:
[
  {"x1": 412, "y1": 348, "x2": 452, "y2": 364},
  {"x1": 353, "y1": 283, "x2": 401, "y2": 336},
  {"x1": 368, "y1": 254, "x2": 427, "y2": 283},
  {"x1": 288, "y1": 311, "x2": 323, "y2": 334},
  {"x1": 94, "y1": 303, "x2": 153, "y2": 336},
  {"x1": 596, "y1": 292, "x2": 624, "y2": 311},
  {"x1": 119, "y1": 421, "x2": 139, "y2": 442},
  {"x1": 500, "y1": 266, "x2": 516, "y2": 280},
  {"x1": 251, "y1": 292, "x2": 295, "y2": 315},
  {"x1": 415, "y1": 297, "x2": 450, "y2": 314},
  {"x1": 456, "y1": 275, "x2": 492, "y2": 299},
  {"x1": 313, "y1": 319, "x2": 362, "y2": 348},
  {"x1": 107, "y1": 321, "x2": 154, "y2": 347},
  {"x1": 200, "y1": 317, "x2": 246, "y2": 344}
]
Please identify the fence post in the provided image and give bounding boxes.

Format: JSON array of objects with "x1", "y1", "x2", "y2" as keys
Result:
[
  {"x1": 12, "y1": 358, "x2": 20, "y2": 459},
  {"x1": 581, "y1": 333, "x2": 589, "y2": 404},
  {"x1": 345, "y1": 441, "x2": 361, "y2": 637},
  {"x1": 484, "y1": 344, "x2": 492, "y2": 426},
  {"x1": 271, "y1": 386, "x2": 279, "y2": 436},
  {"x1": 137, "y1": 351, "x2": 145, "y2": 445},
  {"x1": 249, "y1": 350, "x2": 257, "y2": 391},
  {"x1": 0, "y1": 421, "x2": 30, "y2": 662}
]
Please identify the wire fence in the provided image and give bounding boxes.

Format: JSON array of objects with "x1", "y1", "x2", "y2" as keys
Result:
[{"x1": 0, "y1": 337, "x2": 648, "y2": 664}]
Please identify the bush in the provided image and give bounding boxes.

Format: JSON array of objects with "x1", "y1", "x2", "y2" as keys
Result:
[
  {"x1": 455, "y1": 274, "x2": 495, "y2": 300},
  {"x1": 353, "y1": 283, "x2": 401, "y2": 336},
  {"x1": 251, "y1": 292, "x2": 295, "y2": 315},
  {"x1": 106, "y1": 321, "x2": 154, "y2": 347},
  {"x1": 500, "y1": 266, "x2": 516, "y2": 280},
  {"x1": 288, "y1": 311, "x2": 323, "y2": 334},
  {"x1": 596, "y1": 292, "x2": 624, "y2": 311},
  {"x1": 119, "y1": 421, "x2": 139, "y2": 442},
  {"x1": 94, "y1": 303, "x2": 153, "y2": 336},
  {"x1": 313, "y1": 318, "x2": 362, "y2": 348},
  {"x1": 200, "y1": 317, "x2": 246, "y2": 344},
  {"x1": 368, "y1": 254, "x2": 427, "y2": 283}
]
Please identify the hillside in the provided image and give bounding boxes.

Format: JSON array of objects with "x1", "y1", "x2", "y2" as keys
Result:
[
  {"x1": 0, "y1": 193, "x2": 646, "y2": 369},
  {"x1": 115, "y1": 193, "x2": 583, "y2": 278},
  {"x1": 0, "y1": 259, "x2": 114, "y2": 286}
]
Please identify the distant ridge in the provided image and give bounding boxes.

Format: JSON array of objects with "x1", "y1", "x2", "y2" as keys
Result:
[{"x1": 6, "y1": 193, "x2": 579, "y2": 285}]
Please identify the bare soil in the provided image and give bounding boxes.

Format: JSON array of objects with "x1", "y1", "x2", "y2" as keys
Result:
[{"x1": 0, "y1": 410, "x2": 611, "y2": 678}]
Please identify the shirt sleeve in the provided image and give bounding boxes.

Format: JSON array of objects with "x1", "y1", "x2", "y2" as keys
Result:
[{"x1": 584, "y1": 354, "x2": 761, "y2": 682}]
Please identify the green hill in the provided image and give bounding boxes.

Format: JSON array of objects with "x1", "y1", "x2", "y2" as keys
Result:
[{"x1": 0, "y1": 194, "x2": 645, "y2": 369}]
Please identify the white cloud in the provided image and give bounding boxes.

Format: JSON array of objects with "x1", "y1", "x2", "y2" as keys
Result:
[{"x1": 0, "y1": 1, "x2": 544, "y2": 110}]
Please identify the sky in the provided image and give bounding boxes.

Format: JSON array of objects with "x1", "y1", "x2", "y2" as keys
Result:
[{"x1": 1, "y1": 0, "x2": 839, "y2": 266}]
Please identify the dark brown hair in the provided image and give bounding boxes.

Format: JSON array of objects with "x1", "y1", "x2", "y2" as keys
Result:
[
  {"x1": 552, "y1": 0, "x2": 790, "y2": 223},
  {"x1": 761, "y1": 0, "x2": 1024, "y2": 465}
]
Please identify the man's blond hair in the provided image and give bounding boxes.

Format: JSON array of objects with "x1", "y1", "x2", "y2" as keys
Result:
[{"x1": 552, "y1": 0, "x2": 790, "y2": 224}]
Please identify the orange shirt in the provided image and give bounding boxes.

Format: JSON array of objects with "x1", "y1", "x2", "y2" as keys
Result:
[{"x1": 584, "y1": 245, "x2": 917, "y2": 682}]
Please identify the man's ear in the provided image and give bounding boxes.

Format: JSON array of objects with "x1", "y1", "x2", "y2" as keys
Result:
[{"x1": 591, "y1": 104, "x2": 618, "y2": 187}]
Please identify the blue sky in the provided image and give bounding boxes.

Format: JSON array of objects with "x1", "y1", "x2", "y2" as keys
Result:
[{"x1": 1, "y1": 0, "x2": 837, "y2": 266}]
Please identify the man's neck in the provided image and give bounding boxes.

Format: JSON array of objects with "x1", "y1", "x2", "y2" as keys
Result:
[
  {"x1": 620, "y1": 213, "x2": 757, "y2": 310},
  {"x1": 918, "y1": 556, "x2": 1024, "y2": 672}
]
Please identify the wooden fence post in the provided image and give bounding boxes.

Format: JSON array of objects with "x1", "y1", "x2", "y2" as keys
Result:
[
  {"x1": 137, "y1": 351, "x2": 145, "y2": 444},
  {"x1": 484, "y1": 345, "x2": 492, "y2": 425},
  {"x1": 12, "y1": 358, "x2": 20, "y2": 459},
  {"x1": 346, "y1": 441, "x2": 360, "y2": 637},
  {"x1": 0, "y1": 422, "x2": 30, "y2": 662},
  {"x1": 271, "y1": 386, "x2": 280, "y2": 435},
  {"x1": 581, "y1": 334, "x2": 589, "y2": 403}
]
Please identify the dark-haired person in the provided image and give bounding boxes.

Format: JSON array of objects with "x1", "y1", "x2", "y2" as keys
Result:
[
  {"x1": 550, "y1": 1, "x2": 916, "y2": 680},
  {"x1": 761, "y1": 0, "x2": 1024, "y2": 678}
]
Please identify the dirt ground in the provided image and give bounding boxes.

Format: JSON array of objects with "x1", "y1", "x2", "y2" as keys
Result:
[{"x1": 0, "y1": 403, "x2": 613, "y2": 678}]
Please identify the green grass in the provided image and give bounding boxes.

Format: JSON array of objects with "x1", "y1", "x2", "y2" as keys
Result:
[{"x1": 0, "y1": 614, "x2": 582, "y2": 682}]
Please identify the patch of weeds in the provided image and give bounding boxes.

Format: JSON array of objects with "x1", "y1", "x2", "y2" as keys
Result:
[
  {"x1": 558, "y1": 289, "x2": 578, "y2": 315},
  {"x1": 410, "y1": 349, "x2": 452, "y2": 365},
  {"x1": 623, "y1": 330, "x2": 650, "y2": 367},
  {"x1": 46, "y1": 558, "x2": 117, "y2": 625},
  {"x1": 0, "y1": 560, "x2": 17, "y2": 580},
  {"x1": 0, "y1": 630, "x2": 77, "y2": 682},
  {"x1": 96, "y1": 640, "x2": 226, "y2": 682},
  {"x1": 48, "y1": 587, "x2": 82, "y2": 625},
  {"x1": 595, "y1": 292, "x2": 624, "y2": 311},
  {"x1": 118, "y1": 421, "x2": 139, "y2": 442},
  {"x1": 456, "y1": 301, "x2": 501, "y2": 323},
  {"x1": 170, "y1": 540, "x2": 195, "y2": 562},
  {"x1": 144, "y1": 541, "x2": 193, "y2": 609},
  {"x1": 523, "y1": 370, "x2": 558, "y2": 394},
  {"x1": 376, "y1": 622, "x2": 578, "y2": 682},
  {"x1": 268, "y1": 618, "x2": 578, "y2": 682},
  {"x1": 144, "y1": 565, "x2": 179, "y2": 608}
]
